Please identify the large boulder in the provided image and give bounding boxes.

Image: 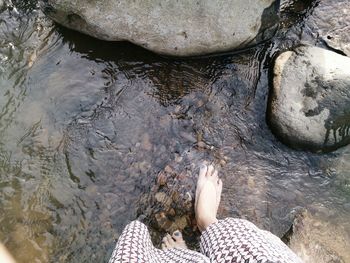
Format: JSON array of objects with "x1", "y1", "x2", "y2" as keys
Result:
[
  {"x1": 269, "y1": 46, "x2": 350, "y2": 152},
  {"x1": 307, "y1": 0, "x2": 350, "y2": 56},
  {"x1": 41, "y1": 0, "x2": 280, "y2": 56}
]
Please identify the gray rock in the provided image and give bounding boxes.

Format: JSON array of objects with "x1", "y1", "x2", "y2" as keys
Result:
[
  {"x1": 41, "y1": 0, "x2": 280, "y2": 56},
  {"x1": 289, "y1": 211, "x2": 347, "y2": 263},
  {"x1": 307, "y1": 0, "x2": 350, "y2": 56},
  {"x1": 269, "y1": 46, "x2": 350, "y2": 152}
]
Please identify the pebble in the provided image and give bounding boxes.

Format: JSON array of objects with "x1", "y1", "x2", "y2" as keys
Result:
[
  {"x1": 164, "y1": 165, "x2": 174, "y2": 174},
  {"x1": 141, "y1": 133, "x2": 152, "y2": 151},
  {"x1": 28, "y1": 51, "x2": 37, "y2": 68},
  {"x1": 155, "y1": 212, "x2": 173, "y2": 231},
  {"x1": 179, "y1": 131, "x2": 197, "y2": 143},
  {"x1": 185, "y1": 192, "x2": 192, "y2": 202},
  {"x1": 197, "y1": 141, "x2": 207, "y2": 148},
  {"x1": 167, "y1": 208, "x2": 176, "y2": 216},
  {"x1": 155, "y1": 192, "x2": 172, "y2": 207},
  {"x1": 174, "y1": 216, "x2": 188, "y2": 230},
  {"x1": 174, "y1": 154, "x2": 183, "y2": 163},
  {"x1": 157, "y1": 172, "x2": 167, "y2": 186},
  {"x1": 247, "y1": 176, "x2": 255, "y2": 189}
]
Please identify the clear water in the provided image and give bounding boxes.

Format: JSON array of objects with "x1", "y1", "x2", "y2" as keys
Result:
[{"x1": 0, "y1": 0, "x2": 349, "y2": 262}]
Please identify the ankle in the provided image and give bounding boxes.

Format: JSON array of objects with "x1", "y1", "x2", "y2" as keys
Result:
[{"x1": 197, "y1": 216, "x2": 218, "y2": 232}]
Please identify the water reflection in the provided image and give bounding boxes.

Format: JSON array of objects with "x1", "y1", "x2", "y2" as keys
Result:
[{"x1": 0, "y1": 0, "x2": 349, "y2": 262}]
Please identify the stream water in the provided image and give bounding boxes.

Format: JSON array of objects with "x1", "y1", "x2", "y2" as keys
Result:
[{"x1": 0, "y1": 0, "x2": 349, "y2": 262}]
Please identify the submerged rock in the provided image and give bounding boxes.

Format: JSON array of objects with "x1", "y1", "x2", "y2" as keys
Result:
[
  {"x1": 289, "y1": 211, "x2": 348, "y2": 263},
  {"x1": 41, "y1": 0, "x2": 280, "y2": 56},
  {"x1": 269, "y1": 46, "x2": 350, "y2": 152}
]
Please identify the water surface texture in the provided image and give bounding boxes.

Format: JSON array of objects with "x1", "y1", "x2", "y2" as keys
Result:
[{"x1": 0, "y1": 0, "x2": 349, "y2": 262}]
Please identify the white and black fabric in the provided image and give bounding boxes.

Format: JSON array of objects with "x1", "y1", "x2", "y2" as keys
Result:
[
  {"x1": 200, "y1": 218, "x2": 303, "y2": 263},
  {"x1": 109, "y1": 218, "x2": 303, "y2": 263},
  {"x1": 108, "y1": 220, "x2": 210, "y2": 263}
]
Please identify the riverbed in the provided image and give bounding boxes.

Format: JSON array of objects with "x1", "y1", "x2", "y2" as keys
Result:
[{"x1": 0, "y1": 0, "x2": 349, "y2": 262}]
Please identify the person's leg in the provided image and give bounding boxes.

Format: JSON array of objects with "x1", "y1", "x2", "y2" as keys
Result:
[
  {"x1": 109, "y1": 220, "x2": 154, "y2": 263},
  {"x1": 196, "y1": 164, "x2": 303, "y2": 263},
  {"x1": 109, "y1": 220, "x2": 210, "y2": 263}
]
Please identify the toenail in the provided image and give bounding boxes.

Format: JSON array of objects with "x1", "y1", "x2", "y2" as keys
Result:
[{"x1": 174, "y1": 231, "x2": 180, "y2": 236}]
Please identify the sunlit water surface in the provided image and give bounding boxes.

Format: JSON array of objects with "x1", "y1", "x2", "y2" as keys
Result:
[{"x1": 0, "y1": 0, "x2": 349, "y2": 262}]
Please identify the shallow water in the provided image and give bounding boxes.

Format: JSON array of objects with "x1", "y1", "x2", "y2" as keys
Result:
[{"x1": 0, "y1": 0, "x2": 349, "y2": 262}]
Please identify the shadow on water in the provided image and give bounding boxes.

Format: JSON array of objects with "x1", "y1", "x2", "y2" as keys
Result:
[{"x1": 0, "y1": 0, "x2": 349, "y2": 262}]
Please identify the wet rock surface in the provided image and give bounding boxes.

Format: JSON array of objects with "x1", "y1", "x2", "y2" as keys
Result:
[
  {"x1": 288, "y1": 210, "x2": 350, "y2": 262},
  {"x1": 269, "y1": 46, "x2": 350, "y2": 152},
  {"x1": 306, "y1": 0, "x2": 350, "y2": 56},
  {"x1": 41, "y1": 0, "x2": 280, "y2": 56},
  {"x1": 278, "y1": 0, "x2": 350, "y2": 56}
]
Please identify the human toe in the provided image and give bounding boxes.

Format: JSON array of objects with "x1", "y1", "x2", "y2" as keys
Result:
[
  {"x1": 217, "y1": 179, "x2": 223, "y2": 193},
  {"x1": 206, "y1": 164, "x2": 215, "y2": 177},
  {"x1": 162, "y1": 234, "x2": 175, "y2": 249},
  {"x1": 172, "y1": 230, "x2": 184, "y2": 242},
  {"x1": 199, "y1": 164, "x2": 208, "y2": 180}
]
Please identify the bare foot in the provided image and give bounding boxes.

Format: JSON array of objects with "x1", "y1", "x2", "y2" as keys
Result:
[
  {"x1": 0, "y1": 243, "x2": 16, "y2": 263},
  {"x1": 161, "y1": 230, "x2": 187, "y2": 250},
  {"x1": 195, "y1": 164, "x2": 222, "y2": 232}
]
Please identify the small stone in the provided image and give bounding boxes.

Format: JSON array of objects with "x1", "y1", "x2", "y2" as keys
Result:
[
  {"x1": 157, "y1": 172, "x2": 167, "y2": 186},
  {"x1": 247, "y1": 176, "x2": 256, "y2": 189},
  {"x1": 175, "y1": 154, "x2": 183, "y2": 163},
  {"x1": 174, "y1": 216, "x2": 188, "y2": 230},
  {"x1": 170, "y1": 191, "x2": 180, "y2": 203},
  {"x1": 167, "y1": 208, "x2": 176, "y2": 217},
  {"x1": 86, "y1": 185, "x2": 98, "y2": 196},
  {"x1": 155, "y1": 192, "x2": 172, "y2": 207},
  {"x1": 185, "y1": 192, "x2": 192, "y2": 202},
  {"x1": 176, "y1": 171, "x2": 187, "y2": 180},
  {"x1": 180, "y1": 131, "x2": 197, "y2": 143},
  {"x1": 138, "y1": 161, "x2": 150, "y2": 173},
  {"x1": 141, "y1": 133, "x2": 152, "y2": 151},
  {"x1": 219, "y1": 159, "x2": 227, "y2": 166},
  {"x1": 155, "y1": 212, "x2": 173, "y2": 231},
  {"x1": 27, "y1": 51, "x2": 37, "y2": 68},
  {"x1": 159, "y1": 115, "x2": 171, "y2": 128},
  {"x1": 164, "y1": 165, "x2": 174, "y2": 174},
  {"x1": 197, "y1": 141, "x2": 207, "y2": 148},
  {"x1": 196, "y1": 100, "x2": 205, "y2": 107}
]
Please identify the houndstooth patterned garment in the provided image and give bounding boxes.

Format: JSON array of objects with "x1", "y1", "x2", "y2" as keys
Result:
[
  {"x1": 109, "y1": 219, "x2": 303, "y2": 263},
  {"x1": 108, "y1": 220, "x2": 209, "y2": 263}
]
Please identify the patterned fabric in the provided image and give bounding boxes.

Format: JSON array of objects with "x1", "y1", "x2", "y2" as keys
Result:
[
  {"x1": 200, "y1": 218, "x2": 303, "y2": 263},
  {"x1": 108, "y1": 220, "x2": 210, "y2": 263},
  {"x1": 109, "y1": 219, "x2": 303, "y2": 263}
]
